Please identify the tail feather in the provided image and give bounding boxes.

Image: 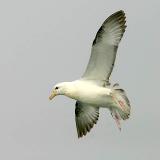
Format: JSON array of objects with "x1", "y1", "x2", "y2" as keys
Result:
[
  {"x1": 110, "y1": 84, "x2": 131, "y2": 129},
  {"x1": 112, "y1": 84, "x2": 131, "y2": 117}
]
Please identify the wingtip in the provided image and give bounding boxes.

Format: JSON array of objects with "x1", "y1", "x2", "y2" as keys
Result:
[{"x1": 117, "y1": 10, "x2": 125, "y2": 14}]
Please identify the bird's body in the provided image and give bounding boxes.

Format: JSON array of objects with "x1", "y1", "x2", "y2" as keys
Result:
[
  {"x1": 62, "y1": 80, "x2": 113, "y2": 107},
  {"x1": 49, "y1": 10, "x2": 131, "y2": 138}
]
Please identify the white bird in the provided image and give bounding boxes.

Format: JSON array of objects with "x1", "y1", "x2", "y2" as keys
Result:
[{"x1": 49, "y1": 10, "x2": 131, "y2": 138}]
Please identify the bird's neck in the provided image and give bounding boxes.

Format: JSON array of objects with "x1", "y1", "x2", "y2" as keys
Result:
[{"x1": 63, "y1": 81, "x2": 77, "y2": 99}]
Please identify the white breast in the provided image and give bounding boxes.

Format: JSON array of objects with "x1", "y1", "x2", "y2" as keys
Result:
[{"x1": 69, "y1": 80, "x2": 113, "y2": 106}]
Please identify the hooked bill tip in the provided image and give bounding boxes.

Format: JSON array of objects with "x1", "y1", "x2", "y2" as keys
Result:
[{"x1": 49, "y1": 93, "x2": 56, "y2": 100}]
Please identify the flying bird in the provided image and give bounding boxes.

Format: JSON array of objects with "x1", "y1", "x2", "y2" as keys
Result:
[{"x1": 49, "y1": 10, "x2": 131, "y2": 138}]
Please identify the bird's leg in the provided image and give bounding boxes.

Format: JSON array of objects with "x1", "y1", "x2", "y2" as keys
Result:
[{"x1": 111, "y1": 110, "x2": 121, "y2": 131}]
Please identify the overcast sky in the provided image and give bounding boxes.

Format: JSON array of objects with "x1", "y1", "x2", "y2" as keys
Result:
[{"x1": 0, "y1": 0, "x2": 160, "y2": 159}]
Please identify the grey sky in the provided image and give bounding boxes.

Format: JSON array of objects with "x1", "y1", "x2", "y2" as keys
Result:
[{"x1": 0, "y1": 0, "x2": 160, "y2": 159}]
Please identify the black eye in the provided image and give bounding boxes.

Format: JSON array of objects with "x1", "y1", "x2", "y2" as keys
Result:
[{"x1": 55, "y1": 87, "x2": 59, "y2": 90}]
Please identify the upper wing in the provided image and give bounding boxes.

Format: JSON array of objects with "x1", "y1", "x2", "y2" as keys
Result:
[
  {"x1": 82, "y1": 10, "x2": 126, "y2": 83},
  {"x1": 75, "y1": 101, "x2": 99, "y2": 138}
]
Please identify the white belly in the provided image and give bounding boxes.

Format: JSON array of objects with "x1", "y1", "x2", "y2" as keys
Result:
[
  {"x1": 68, "y1": 80, "x2": 113, "y2": 107},
  {"x1": 79, "y1": 94, "x2": 113, "y2": 107}
]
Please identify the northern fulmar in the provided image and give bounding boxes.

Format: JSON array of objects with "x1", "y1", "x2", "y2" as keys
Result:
[{"x1": 49, "y1": 10, "x2": 131, "y2": 138}]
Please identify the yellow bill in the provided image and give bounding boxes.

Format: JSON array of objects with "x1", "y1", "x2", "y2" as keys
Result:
[{"x1": 49, "y1": 91, "x2": 57, "y2": 100}]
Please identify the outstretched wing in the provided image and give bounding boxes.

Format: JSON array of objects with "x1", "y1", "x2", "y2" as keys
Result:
[
  {"x1": 75, "y1": 101, "x2": 99, "y2": 138},
  {"x1": 82, "y1": 10, "x2": 126, "y2": 83}
]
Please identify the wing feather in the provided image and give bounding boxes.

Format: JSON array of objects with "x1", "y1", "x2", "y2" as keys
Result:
[
  {"x1": 82, "y1": 10, "x2": 126, "y2": 83},
  {"x1": 75, "y1": 101, "x2": 99, "y2": 138}
]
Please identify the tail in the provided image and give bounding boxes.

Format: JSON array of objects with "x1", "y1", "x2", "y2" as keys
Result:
[{"x1": 110, "y1": 83, "x2": 131, "y2": 130}]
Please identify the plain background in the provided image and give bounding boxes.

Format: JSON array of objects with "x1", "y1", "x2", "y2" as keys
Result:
[{"x1": 0, "y1": 0, "x2": 160, "y2": 159}]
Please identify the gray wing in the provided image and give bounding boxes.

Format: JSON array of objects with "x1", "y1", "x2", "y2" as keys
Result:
[
  {"x1": 75, "y1": 101, "x2": 99, "y2": 138},
  {"x1": 82, "y1": 10, "x2": 126, "y2": 83}
]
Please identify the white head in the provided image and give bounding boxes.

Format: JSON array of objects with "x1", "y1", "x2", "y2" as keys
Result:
[{"x1": 49, "y1": 82, "x2": 74, "y2": 100}]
